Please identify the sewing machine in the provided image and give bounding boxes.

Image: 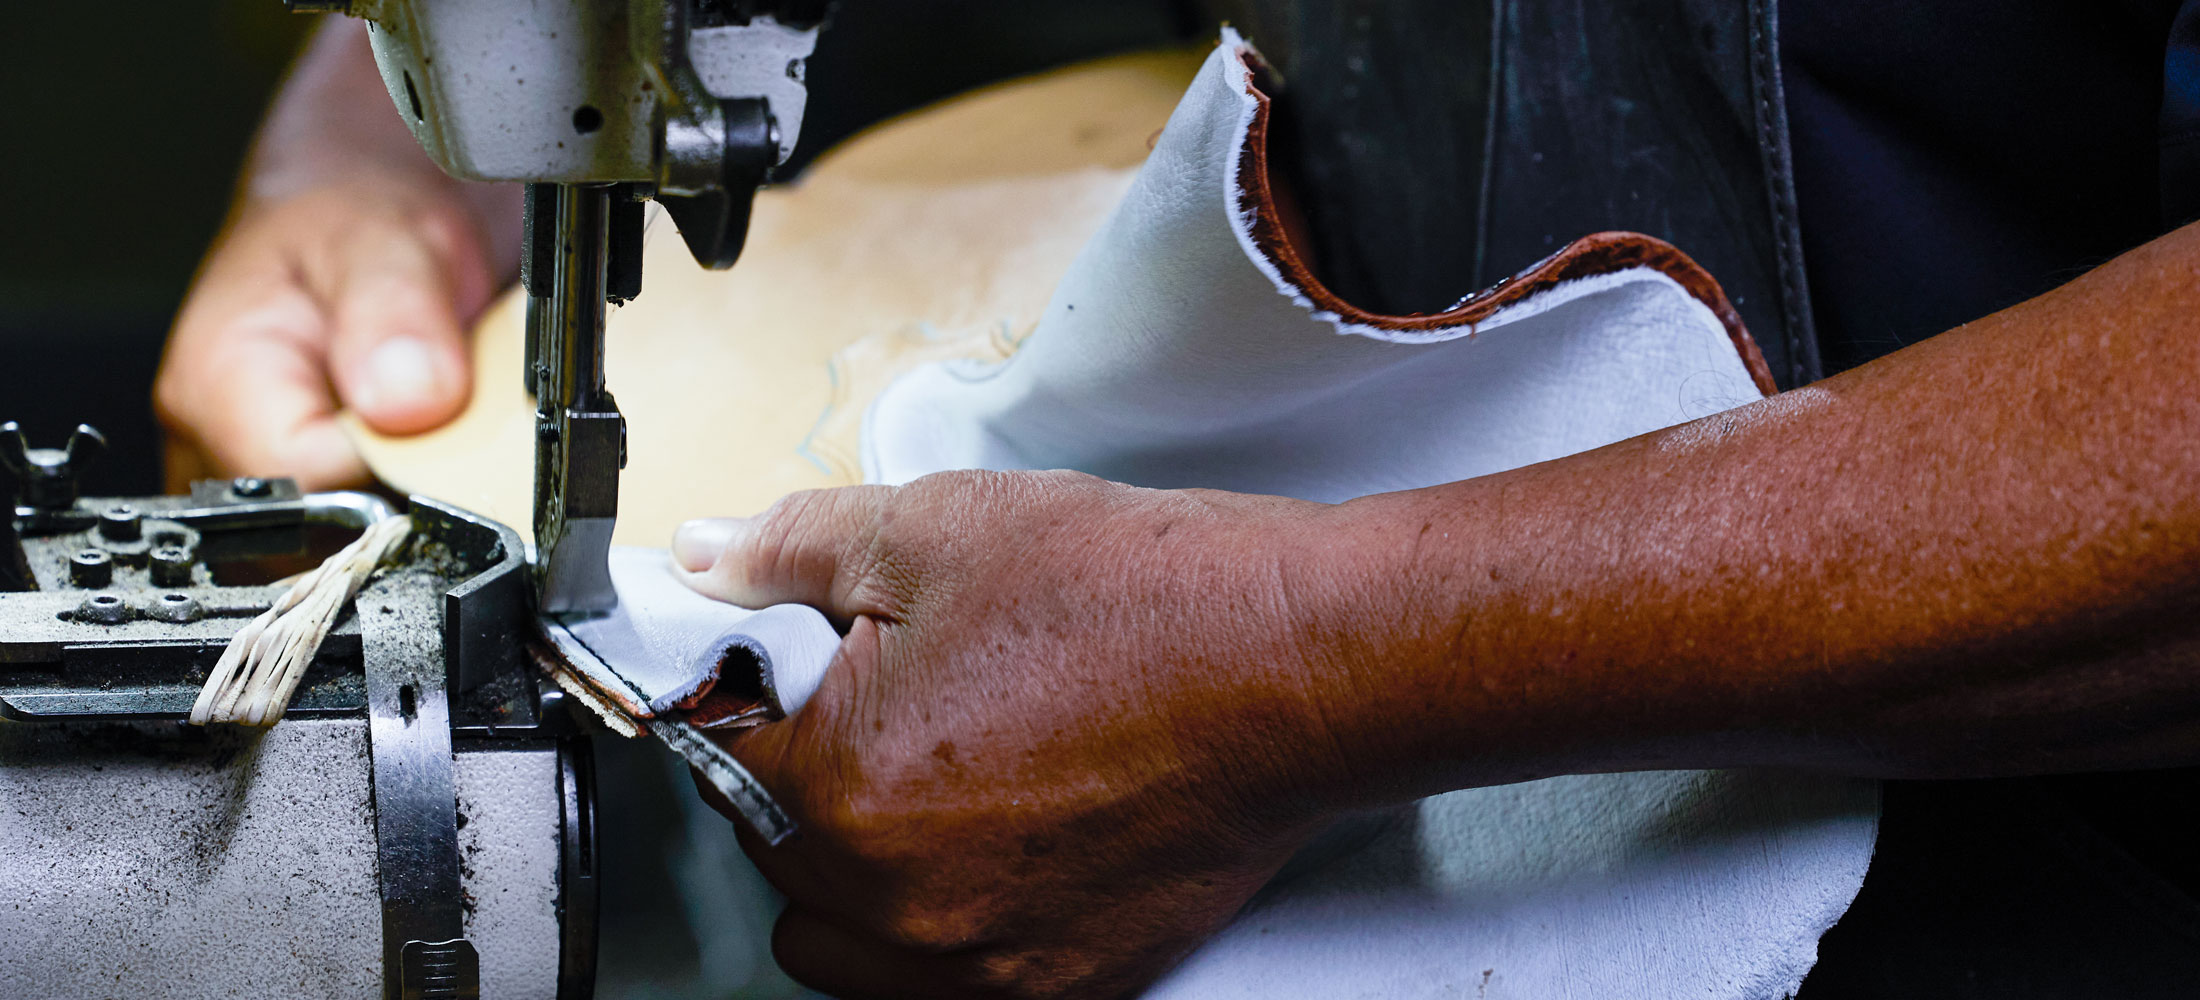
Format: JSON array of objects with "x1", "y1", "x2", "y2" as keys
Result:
[
  {"x1": 343, "y1": 0, "x2": 824, "y2": 614},
  {"x1": 0, "y1": 432, "x2": 589, "y2": 998},
  {"x1": 0, "y1": 1, "x2": 819, "y2": 996}
]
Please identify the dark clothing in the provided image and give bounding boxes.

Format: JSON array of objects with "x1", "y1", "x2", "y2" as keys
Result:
[
  {"x1": 1212, "y1": 0, "x2": 1827, "y2": 386},
  {"x1": 1800, "y1": 778, "x2": 2200, "y2": 999},
  {"x1": 1783, "y1": 0, "x2": 2193, "y2": 373}
]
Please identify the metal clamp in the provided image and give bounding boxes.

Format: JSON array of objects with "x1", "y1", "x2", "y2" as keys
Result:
[{"x1": 362, "y1": 580, "x2": 477, "y2": 999}]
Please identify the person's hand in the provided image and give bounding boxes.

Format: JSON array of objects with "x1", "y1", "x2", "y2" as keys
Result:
[
  {"x1": 673, "y1": 470, "x2": 1363, "y2": 1000},
  {"x1": 156, "y1": 178, "x2": 497, "y2": 490}
]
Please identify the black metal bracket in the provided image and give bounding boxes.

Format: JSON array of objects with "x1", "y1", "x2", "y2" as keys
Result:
[
  {"x1": 362, "y1": 571, "x2": 476, "y2": 999},
  {"x1": 658, "y1": 98, "x2": 777, "y2": 270}
]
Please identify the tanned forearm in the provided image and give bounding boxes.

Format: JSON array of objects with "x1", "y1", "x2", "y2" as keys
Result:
[{"x1": 1309, "y1": 221, "x2": 2200, "y2": 804}]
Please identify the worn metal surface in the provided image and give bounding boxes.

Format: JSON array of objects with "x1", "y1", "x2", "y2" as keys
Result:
[
  {"x1": 554, "y1": 738, "x2": 600, "y2": 997},
  {"x1": 417, "y1": 496, "x2": 532, "y2": 699},
  {"x1": 455, "y1": 748, "x2": 567, "y2": 1000},
  {"x1": 0, "y1": 719, "x2": 385, "y2": 999},
  {"x1": 2, "y1": 486, "x2": 591, "y2": 997},
  {"x1": 530, "y1": 183, "x2": 625, "y2": 617},
  {"x1": 0, "y1": 490, "x2": 437, "y2": 720},
  {"x1": 352, "y1": 1, "x2": 816, "y2": 183},
  {"x1": 0, "y1": 421, "x2": 104, "y2": 512},
  {"x1": 363, "y1": 559, "x2": 482, "y2": 998},
  {"x1": 0, "y1": 583, "x2": 367, "y2": 720},
  {"x1": 0, "y1": 510, "x2": 31, "y2": 593},
  {"x1": 161, "y1": 490, "x2": 396, "y2": 531},
  {"x1": 0, "y1": 719, "x2": 582, "y2": 1000}
]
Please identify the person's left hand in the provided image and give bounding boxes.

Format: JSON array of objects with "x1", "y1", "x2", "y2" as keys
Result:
[{"x1": 671, "y1": 469, "x2": 1361, "y2": 1000}]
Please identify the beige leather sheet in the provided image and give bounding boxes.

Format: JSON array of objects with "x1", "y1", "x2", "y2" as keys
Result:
[{"x1": 349, "y1": 48, "x2": 1206, "y2": 544}]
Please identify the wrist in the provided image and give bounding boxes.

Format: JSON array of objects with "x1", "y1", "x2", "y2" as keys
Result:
[
  {"x1": 1223, "y1": 489, "x2": 1527, "y2": 815},
  {"x1": 1294, "y1": 472, "x2": 1685, "y2": 808}
]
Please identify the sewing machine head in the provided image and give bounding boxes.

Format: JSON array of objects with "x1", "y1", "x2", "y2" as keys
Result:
[
  {"x1": 0, "y1": 422, "x2": 594, "y2": 997},
  {"x1": 1, "y1": 5, "x2": 820, "y2": 990},
  {"x1": 307, "y1": 0, "x2": 824, "y2": 613}
]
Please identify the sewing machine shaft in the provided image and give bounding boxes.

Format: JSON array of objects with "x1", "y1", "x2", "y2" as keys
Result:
[{"x1": 528, "y1": 184, "x2": 629, "y2": 614}]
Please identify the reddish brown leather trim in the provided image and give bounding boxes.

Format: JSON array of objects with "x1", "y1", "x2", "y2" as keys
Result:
[
  {"x1": 1232, "y1": 51, "x2": 1779, "y2": 397},
  {"x1": 685, "y1": 685, "x2": 776, "y2": 729}
]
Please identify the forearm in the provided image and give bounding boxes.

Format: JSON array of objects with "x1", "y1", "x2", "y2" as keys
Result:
[
  {"x1": 1309, "y1": 222, "x2": 2200, "y2": 803},
  {"x1": 241, "y1": 18, "x2": 520, "y2": 277}
]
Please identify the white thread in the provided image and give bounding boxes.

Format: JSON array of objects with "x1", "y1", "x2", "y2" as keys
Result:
[{"x1": 188, "y1": 515, "x2": 414, "y2": 727}]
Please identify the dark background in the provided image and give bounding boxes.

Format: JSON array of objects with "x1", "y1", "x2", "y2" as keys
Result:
[{"x1": 0, "y1": 2, "x2": 311, "y2": 494}]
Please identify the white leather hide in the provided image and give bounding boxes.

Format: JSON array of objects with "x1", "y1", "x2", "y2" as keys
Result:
[{"x1": 856, "y1": 30, "x2": 1878, "y2": 1000}]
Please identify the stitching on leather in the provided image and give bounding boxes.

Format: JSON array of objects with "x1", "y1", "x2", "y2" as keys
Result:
[
  {"x1": 1748, "y1": 0, "x2": 1822, "y2": 388},
  {"x1": 540, "y1": 620, "x2": 669, "y2": 718},
  {"x1": 1470, "y1": 0, "x2": 1507, "y2": 288}
]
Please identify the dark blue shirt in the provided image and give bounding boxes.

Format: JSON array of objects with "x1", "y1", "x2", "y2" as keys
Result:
[{"x1": 1783, "y1": 0, "x2": 2198, "y2": 373}]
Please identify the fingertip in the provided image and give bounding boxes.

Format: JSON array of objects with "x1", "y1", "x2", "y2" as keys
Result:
[
  {"x1": 345, "y1": 335, "x2": 470, "y2": 434},
  {"x1": 673, "y1": 516, "x2": 746, "y2": 572}
]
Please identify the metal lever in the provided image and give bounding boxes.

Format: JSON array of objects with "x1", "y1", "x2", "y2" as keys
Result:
[{"x1": 363, "y1": 588, "x2": 477, "y2": 1000}]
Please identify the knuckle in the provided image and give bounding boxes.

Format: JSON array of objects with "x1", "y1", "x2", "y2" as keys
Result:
[
  {"x1": 906, "y1": 468, "x2": 1006, "y2": 507},
  {"x1": 150, "y1": 369, "x2": 191, "y2": 428},
  {"x1": 969, "y1": 948, "x2": 1075, "y2": 998},
  {"x1": 755, "y1": 490, "x2": 821, "y2": 542},
  {"x1": 879, "y1": 908, "x2": 982, "y2": 954},
  {"x1": 751, "y1": 494, "x2": 820, "y2": 576}
]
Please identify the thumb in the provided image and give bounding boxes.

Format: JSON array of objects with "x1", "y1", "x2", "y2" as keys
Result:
[
  {"x1": 324, "y1": 225, "x2": 478, "y2": 435},
  {"x1": 671, "y1": 486, "x2": 896, "y2": 618}
]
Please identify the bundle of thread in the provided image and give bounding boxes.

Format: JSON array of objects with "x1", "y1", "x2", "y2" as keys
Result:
[{"x1": 188, "y1": 515, "x2": 414, "y2": 727}]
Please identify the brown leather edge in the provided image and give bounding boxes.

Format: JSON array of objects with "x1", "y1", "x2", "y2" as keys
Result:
[
  {"x1": 529, "y1": 635, "x2": 647, "y2": 737},
  {"x1": 1230, "y1": 49, "x2": 1780, "y2": 398}
]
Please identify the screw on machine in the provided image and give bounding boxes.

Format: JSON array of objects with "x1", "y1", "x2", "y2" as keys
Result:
[{"x1": 0, "y1": 421, "x2": 105, "y2": 513}]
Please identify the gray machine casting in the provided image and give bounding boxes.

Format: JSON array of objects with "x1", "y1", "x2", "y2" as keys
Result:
[{"x1": 0, "y1": 425, "x2": 597, "y2": 1000}]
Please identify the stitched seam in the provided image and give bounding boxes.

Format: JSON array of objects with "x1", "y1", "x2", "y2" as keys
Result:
[
  {"x1": 549, "y1": 620, "x2": 656, "y2": 711},
  {"x1": 1471, "y1": 0, "x2": 1506, "y2": 287},
  {"x1": 1748, "y1": 0, "x2": 1820, "y2": 388}
]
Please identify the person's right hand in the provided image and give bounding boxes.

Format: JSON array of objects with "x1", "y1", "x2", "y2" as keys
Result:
[{"x1": 156, "y1": 177, "x2": 499, "y2": 490}]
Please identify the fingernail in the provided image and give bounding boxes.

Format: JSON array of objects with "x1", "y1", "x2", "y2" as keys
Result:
[
  {"x1": 359, "y1": 337, "x2": 444, "y2": 415},
  {"x1": 673, "y1": 517, "x2": 742, "y2": 571}
]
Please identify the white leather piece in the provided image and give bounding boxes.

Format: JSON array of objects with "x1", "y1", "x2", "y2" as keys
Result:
[
  {"x1": 543, "y1": 547, "x2": 837, "y2": 719},
  {"x1": 864, "y1": 43, "x2": 1766, "y2": 497},
  {"x1": 859, "y1": 31, "x2": 1878, "y2": 1000}
]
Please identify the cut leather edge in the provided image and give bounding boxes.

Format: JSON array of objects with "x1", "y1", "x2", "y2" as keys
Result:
[
  {"x1": 1215, "y1": 30, "x2": 1780, "y2": 398},
  {"x1": 531, "y1": 606, "x2": 805, "y2": 729},
  {"x1": 530, "y1": 634, "x2": 644, "y2": 738},
  {"x1": 534, "y1": 615, "x2": 681, "y2": 721}
]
